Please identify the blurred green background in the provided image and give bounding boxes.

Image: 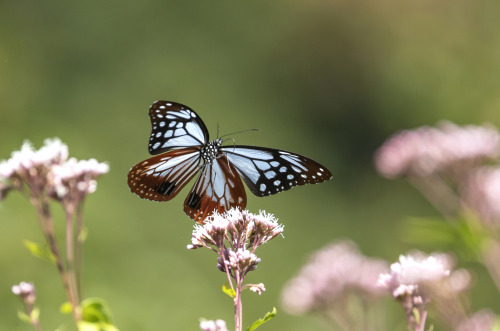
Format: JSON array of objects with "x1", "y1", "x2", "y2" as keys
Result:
[{"x1": 1, "y1": 0, "x2": 500, "y2": 329}]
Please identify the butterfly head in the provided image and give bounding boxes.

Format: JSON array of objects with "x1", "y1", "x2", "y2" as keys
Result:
[{"x1": 200, "y1": 138, "x2": 222, "y2": 165}]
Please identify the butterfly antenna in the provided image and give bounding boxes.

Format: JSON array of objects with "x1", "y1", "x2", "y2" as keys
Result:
[{"x1": 219, "y1": 128, "x2": 259, "y2": 139}]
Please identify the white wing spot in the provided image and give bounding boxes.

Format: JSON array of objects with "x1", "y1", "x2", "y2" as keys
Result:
[
  {"x1": 301, "y1": 174, "x2": 307, "y2": 178},
  {"x1": 176, "y1": 122, "x2": 183, "y2": 128},
  {"x1": 319, "y1": 168, "x2": 324, "y2": 172},
  {"x1": 271, "y1": 161, "x2": 280, "y2": 167},
  {"x1": 166, "y1": 103, "x2": 172, "y2": 106},
  {"x1": 159, "y1": 122, "x2": 165, "y2": 127},
  {"x1": 265, "y1": 171, "x2": 277, "y2": 179},
  {"x1": 274, "y1": 180, "x2": 281, "y2": 186},
  {"x1": 159, "y1": 105, "x2": 166, "y2": 109},
  {"x1": 260, "y1": 183, "x2": 266, "y2": 192},
  {"x1": 153, "y1": 142, "x2": 160, "y2": 149},
  {"x1": 174, "y1": 128, "x2": 186, "y2": 136},
  {"x1": 157, "y1": 114, "x2": 163, "y2": 118},
  {"x1": 255, "y1": 160, "x2": 271, "y2": 171},
  {"x1": 168, "y1": 121, "x2": 176, "y2": 127},
  {"x1": 156, "y1": 132, "x2": 162, "y2": 138},
  {"x1": 287, "y1": 174, "x2": 294, "y2": 180},
  {"x1": 279, "y1": 166, "x2": 287, "y2": 173}
]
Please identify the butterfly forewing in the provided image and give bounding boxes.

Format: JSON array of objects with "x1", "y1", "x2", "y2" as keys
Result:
[
  {"x1": 148, "y1": 101, "x2": 209, "y2": 155},
  {"x1": 184, "y1": 155, "x2": 247, "y2": 223},
  {"x1": 222, "y1": 146, "x2": 333, "y2": 197},
  {"x1": 128, "y1": 148, "x2": 202, "y2": 201}
]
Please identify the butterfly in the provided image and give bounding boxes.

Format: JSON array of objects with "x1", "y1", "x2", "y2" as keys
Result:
[{"x1": 128, "y1": 101, "x2": 333, "y2": 223}]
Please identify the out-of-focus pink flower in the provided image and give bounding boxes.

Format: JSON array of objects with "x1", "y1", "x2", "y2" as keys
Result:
[
  {"x1": 455, "y1": 310, "x2": 496, "y2": 331},
  {"x1": 463, "y1": 166, "x2": 500, "y2": 227},
  {"x1": 375, "y1": 122, "x2": 500, "y2": 178},
  {"x1": 12, "y1": 281, "x2": 36, "y2": 305},
  {"x1": 281, "y1": 240, "x2": 388, "y2": 315}
]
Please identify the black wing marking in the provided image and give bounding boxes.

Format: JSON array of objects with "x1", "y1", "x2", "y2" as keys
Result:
[
  {"x1": 148, "y1": 101, "x2": 209, "y2": 155},
  {"x1": 221, "y1": 145, "x2": 332, "y2": 197},
  {"x1": 184, "y1": 155, "x2": 247, "y2": 224},
  {"x1": 128, "y1": 148, "x2": 202, "y2": 201}
]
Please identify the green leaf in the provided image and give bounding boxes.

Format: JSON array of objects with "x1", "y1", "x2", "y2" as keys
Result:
[
  {"x1": 246, "y1": 307, "x2": 277, "y2": 331},
  {"x1": 23, "y1": 239, "x2": 56, "y2": 264},
  {"x1": 222, "y1": 282, "x2": 236, "y2": 299},
  {"x1": 17, "y1": 310, "x2": 32, "y2": 324},
  {"x1": 400, "y1": 216, "x2": 485, "y2": 261},
  {"x1": 81, "y1": 298, "x2": 113, "y2": 324},
  {"x1": 31, "y1": 307, "x2": 40, "y2": 321},
  {"x1": 60, "y1": 301, "x2": 73, "y2": 314},
  {"x1": 78, "y1": 226, "x2": 88, "y2": 243},
  {"x1": 412, "y1": 307, "x2": 421, "y2": 325}
]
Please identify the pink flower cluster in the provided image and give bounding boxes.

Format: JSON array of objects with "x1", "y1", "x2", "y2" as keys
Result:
[
  {"x1": 281, "y1": 240, "x2": 388, "y2": 314},
  {"x1": 378, "y1": 252, "x2": 471, "y2": 330},
  {"x1": 0, "y1": 138, "x2": 108, "y2": 202},
  {"x1": 463, "y1": 167, "x2": 500, "y2": 227},
  {"x1": 375, "y1": 122, "x2": 500, "y2": 178}
]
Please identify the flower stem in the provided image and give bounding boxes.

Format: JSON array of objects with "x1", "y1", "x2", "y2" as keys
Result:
[
  {"x1": 75, "y1": 202, "x2": 85, "y2": 299},
  {"x1": 31, "y1": 195, "x2": 81, "y2": 323},
  {"x1": 234, "y1": 271, "x2": 243, "y2": 331}
]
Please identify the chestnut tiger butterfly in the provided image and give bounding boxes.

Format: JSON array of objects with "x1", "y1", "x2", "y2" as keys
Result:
[{"x1": 127, "y1": 101, "x2": 333, "y2": 223}]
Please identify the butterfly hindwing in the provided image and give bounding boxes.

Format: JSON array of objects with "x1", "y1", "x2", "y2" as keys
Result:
[
  {"x1": 221, "y1": 146, "x2": 333, "y2": 197},
  {"x1": 184, "y1": 155, "x2": 247, "y2": 223},
  {"x1": 148, "y1": 101, "x2": 209, "y2": 155},
  {"x1": 128, "y1": 148, "x2": 202, "y2": 202}
]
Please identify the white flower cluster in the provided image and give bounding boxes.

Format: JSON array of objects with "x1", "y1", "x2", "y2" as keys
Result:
[
  {"x1": 188, "y1": 208, "x2": 283, "y2": 251},
  {"x1": 51, "y1": 157, "x2": 109, "y2": 198},
  {"x1": 199, "y1": 319, "x2": 228, "y2": 331},
  {"x1": 375, "y1": 122, "x2": 500, "y2": 178},
  {"x1": 377, "y1": 253, "x2": 451, "y2": 298},
  {"x1": 0, "y1": 138, "x2": 108, "y2": 201}
]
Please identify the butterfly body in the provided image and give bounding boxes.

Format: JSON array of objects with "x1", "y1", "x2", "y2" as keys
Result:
[{"x1": 128, "y1": 101, "x2": 332, "y2": 223}]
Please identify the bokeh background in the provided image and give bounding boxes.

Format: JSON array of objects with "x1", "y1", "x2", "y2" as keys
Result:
[{"x1": 1, "y1": 0, "x2": 500, "y2": 330}]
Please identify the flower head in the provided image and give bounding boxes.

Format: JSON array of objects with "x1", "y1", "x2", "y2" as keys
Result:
[
  {"x1": 0, "y1": 138, "x2": 69, "y2": 197},
  {"x1": 217, "y1": 248, "x2": 261, "y2": 274},
  {"x1": 463, "y1": 166, "x2": 500, "y2": 228},
  {"x1": 375, "y1": 122, "x2": 500, "y2": 178},
  {"x1": 378, "y1": 252, "x2": 471, "y2": 329},
  {"x1": 455, "y1": 310, "x2": 497, "y2": 331},
  {"x1": 0, "y1": 138, "x2": 108, "y2": 205},
  {"x1": 49, "y1": 157, "x2": 109, "y2": 200},
  {"x1": 188, "y1": 208, "x2": 282, "y2": 283},
  {"x1": 199, "y1": 319, "x2": 228, "y2": 331},
  {"x1": 12, "y1": 281, "x2": 36, "y2": 305},
  {"x1": 248, "y1": 283, "x2": 266, "y2": 295},
  {"x1": 281, "y1": 240, "x2": 388, "y2": 315},
  {"x1": 188, "y1": 208, "x2": 283, "y2": 251}
]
